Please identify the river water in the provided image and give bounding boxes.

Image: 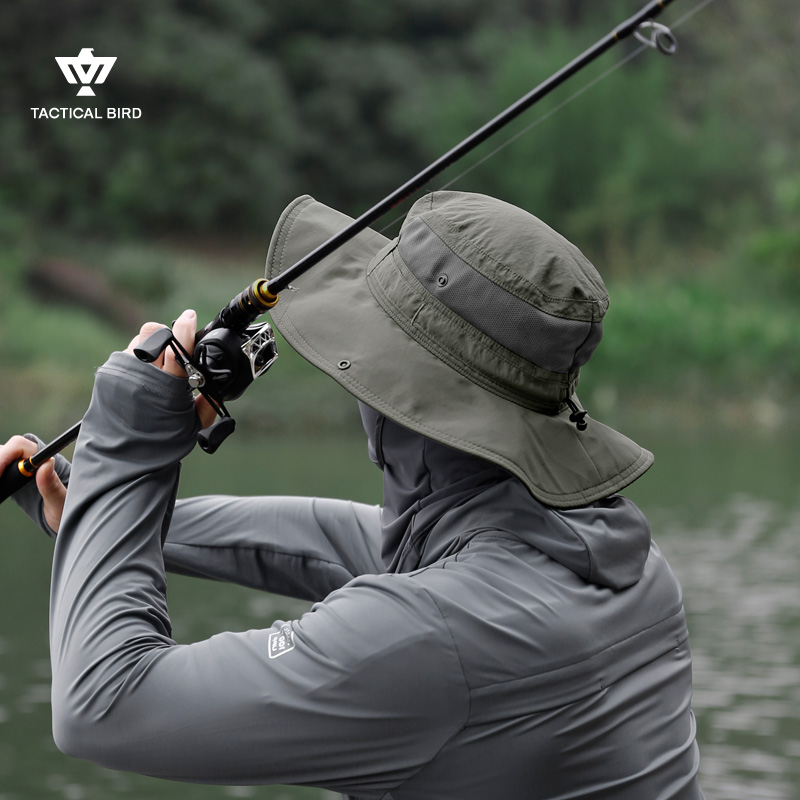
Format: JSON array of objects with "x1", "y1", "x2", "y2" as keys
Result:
[{"x1": 0, "y1": 429, "x2": 798, "y2": 800}]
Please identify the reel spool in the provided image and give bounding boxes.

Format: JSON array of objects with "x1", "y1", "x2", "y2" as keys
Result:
[{"x1": 193, "y1": 322, "x2": 278, "y2": 402}]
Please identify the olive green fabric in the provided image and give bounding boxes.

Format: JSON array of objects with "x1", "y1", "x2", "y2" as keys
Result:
[{"x1": 265, "y1": 192, "x2": 653, "y2": 508}]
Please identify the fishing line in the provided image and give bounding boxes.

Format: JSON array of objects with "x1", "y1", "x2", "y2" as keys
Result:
[
  {"x1": 435, "y1": 47, "x2": 648, "y2": 194},
  {"x1": 379, "y1": 0, "x2": 721, "y2": 235}
]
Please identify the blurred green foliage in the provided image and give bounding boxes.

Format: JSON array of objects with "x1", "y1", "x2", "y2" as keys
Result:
[
  {"x1": 0, "y1": 0, "x2": 798, "y2": 435},
  {"x1": 3, "y1": 0, "x2": 790, "y2": 244},
  {"x1": 745, "y1": 151, "x2": 800, "y2": 300}
]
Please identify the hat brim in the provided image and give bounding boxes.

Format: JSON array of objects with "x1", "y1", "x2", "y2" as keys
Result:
[{"x1": 265, "y1": 196, "x2": 653, "y2": 508}]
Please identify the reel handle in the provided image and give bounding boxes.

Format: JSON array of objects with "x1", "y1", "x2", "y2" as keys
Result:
[
  {"x1": 133, "y1": 327, "x2": 174, "y2": 363},
  {"x1": 197, "y1": 417, "x2": 236, "y2": 454}
]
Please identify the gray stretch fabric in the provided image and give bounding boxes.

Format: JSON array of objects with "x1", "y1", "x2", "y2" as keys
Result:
[
  {"x1": 397, "y1": 217, "x2": 603, "y2": 374},
  {"x1": 15, "y1": 446, "x2": 384, "y2": 603},
  {"x1": 35, "y1": 353, "x2": 704, "y2": 800}
]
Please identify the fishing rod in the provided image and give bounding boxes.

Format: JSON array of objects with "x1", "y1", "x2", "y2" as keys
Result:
[
  {"x1": 0, "y1": 0, "x2": 680, "y2": 504},
  {"x1": 0, "y1": 422, "x2": 82, "y2": 504}
]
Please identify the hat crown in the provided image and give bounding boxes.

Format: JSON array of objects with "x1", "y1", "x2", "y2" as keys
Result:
[
  {"x1": 381, "y1": 192, "x2": 607, "y2": 410},
  {"x1": 403, "y1": 192, "x2": 609, "y2": 324}
]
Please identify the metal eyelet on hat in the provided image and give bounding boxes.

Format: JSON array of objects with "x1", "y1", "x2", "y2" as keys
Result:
[
  {"x1": 436, "y1": 274, "x2": 449, "y2": 287},
  {"x1": 337, "y1": 359, "x2": 351, "y2": 370}
]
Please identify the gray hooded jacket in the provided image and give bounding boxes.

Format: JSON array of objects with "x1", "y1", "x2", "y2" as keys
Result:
[{"x1": 17, "y1": 352, "x2": 704, "y2": 799}]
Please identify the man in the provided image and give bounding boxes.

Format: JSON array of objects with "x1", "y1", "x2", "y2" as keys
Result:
[{"x1": 3, "y1": 191, "x2": 704, "y2": 798}]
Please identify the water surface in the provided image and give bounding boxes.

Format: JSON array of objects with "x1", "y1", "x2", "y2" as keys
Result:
[{"x1": 0, "y1": 430, "x2": 798, "y2": 799}]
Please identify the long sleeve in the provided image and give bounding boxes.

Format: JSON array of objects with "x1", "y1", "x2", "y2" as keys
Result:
[
  {"x1": 163, "y1": 495, "x2": 382, "y2": 601},
  {"x1": 14, "y1": 441, "x2": 383, "y2": 601},
  {"x1": 49, "y1": 353, "x2": 469, "y2": 797}
]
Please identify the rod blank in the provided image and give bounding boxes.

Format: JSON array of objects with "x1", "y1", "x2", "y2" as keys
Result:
[{"x1": 266, "y1": 0, "x2": 678, "y2": 295}]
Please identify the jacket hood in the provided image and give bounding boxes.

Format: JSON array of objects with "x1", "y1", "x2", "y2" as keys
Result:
[{"x1": 359, "y1": 403, "x2": 651, "y2": 590}]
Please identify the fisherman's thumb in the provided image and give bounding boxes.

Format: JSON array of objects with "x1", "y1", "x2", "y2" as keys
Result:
[{"x1": 36, "y1": 459, "x2": 67, "y2": 534}]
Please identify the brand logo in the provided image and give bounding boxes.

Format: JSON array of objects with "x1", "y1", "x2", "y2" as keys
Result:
[
  {"x1": 268, "y1": 623, "x2": 295, "y2": 659},
  {"x1": 55, "y1": 48, "x2": 116, "y2": 96}
]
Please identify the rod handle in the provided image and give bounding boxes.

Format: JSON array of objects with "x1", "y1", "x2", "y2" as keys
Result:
[
  {"x1": 0, "y1": 421, "x2": 81, "y2": 506},
  {"x1": 0, "y1": 458, "x2": 36, "y2": 505},
  {"x1": 196, "y1": 280, "x2": 279, "y2": 340}
]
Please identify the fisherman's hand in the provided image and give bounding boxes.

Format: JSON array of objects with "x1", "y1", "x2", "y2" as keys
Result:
[
  {"x1": 124, "y1": 309, "x2": 216, "y2": 429},
  {"x1": 0, "y1": 436, "x2": 67, "y2": 533}
]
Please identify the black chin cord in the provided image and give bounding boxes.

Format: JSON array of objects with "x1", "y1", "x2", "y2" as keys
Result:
[{"x1": 565, "y1": 398, "x2": 589, "y2": 432}]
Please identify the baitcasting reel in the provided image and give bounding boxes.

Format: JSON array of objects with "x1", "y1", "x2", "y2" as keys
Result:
[
  {"x1": 0, "y1": 280, "x2": 280, "y2": 504},
  {"x1": 134, "y1": 279, "x2": 279, "y2": 454}
]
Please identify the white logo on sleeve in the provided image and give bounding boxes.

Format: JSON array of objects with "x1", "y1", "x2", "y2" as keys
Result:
[
  {"x1": 55, "y1": 48, "x2": 116, "y2": 96},
  {"x1": 268, "y1": 623, "x2": 295, "y2": 659}
]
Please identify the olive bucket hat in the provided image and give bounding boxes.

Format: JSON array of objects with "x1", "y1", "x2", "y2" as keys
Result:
[{"x1": 265, "y1": 191, "x2": 653, "y2": 508}]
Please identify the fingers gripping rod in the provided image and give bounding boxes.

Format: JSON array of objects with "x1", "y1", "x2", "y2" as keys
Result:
[{"x1": 0, "y1": 422, "x2": 82, "y2": 504}]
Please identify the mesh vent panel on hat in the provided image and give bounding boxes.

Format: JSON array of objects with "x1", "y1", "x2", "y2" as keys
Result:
[{"x1": 398, "y1": 217, "x2": 603, "y2": 374}]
